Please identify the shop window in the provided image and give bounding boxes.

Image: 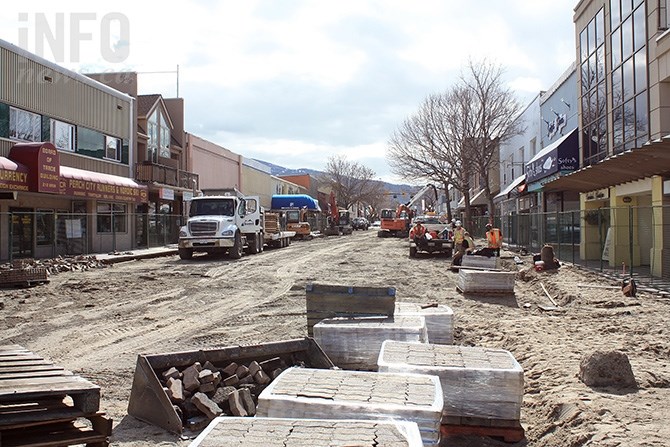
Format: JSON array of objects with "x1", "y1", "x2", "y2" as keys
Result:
[
  {"x1": 105, "y1": 136, "x2": 121, "y2": 161},
  {"x1": 77, "y1": 127, "x2": 105, "y2": 158},
  {"x1": 50, "y1": 119, "x2": 75, "y2": 151},
  {"x1": 10, "y1": 107, "x2": 41, "y2": 142},
  {"x1": 96, "y1": 202, "x2": 127, "y2": 233}
]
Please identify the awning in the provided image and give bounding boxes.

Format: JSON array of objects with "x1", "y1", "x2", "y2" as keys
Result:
[
  {"x1": 544, "y1": 134, "x2": 670, "y2": 192},
  {"x1": 525, "y1": 128, "x2": 579, "y2": 183},
  {"x1": 60, "y1": 166, "x2": 148, "y2": 203},
  {"x1": 457, "y1": 189, "x2": 487, "y2": 208},
  {"x1": 494, "y1": 174, "x2": 526, "y2": 200},
  {"x1": 0, "y1": 157, "x2": 29, "y2": 192},
  {"x1": 271, "y1": 194, "x2": 321, "y2": 211}
]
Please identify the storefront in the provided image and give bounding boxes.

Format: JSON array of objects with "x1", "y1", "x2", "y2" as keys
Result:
[{"x1": 0, "y1": 142, "x2": 147, "y2": 260}]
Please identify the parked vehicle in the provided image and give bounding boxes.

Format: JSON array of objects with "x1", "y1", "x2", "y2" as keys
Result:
[
  {"x1": 178, "y1": 191, "x2": 295, "y2": 260},
  {"x1": 352, "y1": 217, "x2": 369, "y2": 230},
  {"x1": 378, "y1": 184, "x2": 438, "y2": 238},
  {"x1": 370, "y1": 220, "x2": 381, "y2": 228},
  {"x1": 270, "y1": 194, "x2": 321, "y2": 239},
  {"x1": 409, "y1": 215, "x2": 453, "y2": 258}
]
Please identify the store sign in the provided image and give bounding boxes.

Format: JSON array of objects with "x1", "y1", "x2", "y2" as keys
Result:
[
  {"x1": 0, "y1": 160, "x2": 30, "y2": 191},
  {"x1": 8, "y1": 142, "x2": 60, "y2": 193},
  {"x1": 526, "y1": 130, "x2": 578, "y2": 183},
  {"x1": 59, "y1": 178, "x2": 148, "y2": 204},
  {"x1": 159, "y1": 187, "x2": 175, "y2": 200}
]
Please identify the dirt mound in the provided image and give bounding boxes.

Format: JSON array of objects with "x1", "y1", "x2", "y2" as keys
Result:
[{"x1": 578, "y1": 350, "x2": 637, "y2": 389}]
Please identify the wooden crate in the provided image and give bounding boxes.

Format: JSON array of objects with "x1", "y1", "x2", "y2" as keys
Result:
[
  {"x1": 0, "y1": 345, "x2": 110, "y2": 446},
  {"x1": 305, "y1": 283, "x2": 396, "y2": 336}
]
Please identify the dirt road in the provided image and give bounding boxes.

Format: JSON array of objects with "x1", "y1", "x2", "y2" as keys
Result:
[{"x1": 1, "y1": 231, "x2": 669, "y2": 446}]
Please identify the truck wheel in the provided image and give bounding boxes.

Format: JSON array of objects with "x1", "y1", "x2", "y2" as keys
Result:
[
  {"x1": 409, "y1": 246, "x2": 417, "y2": 258},
  {"x1": 259, "y1": 234, "x2": 264, "y2": 252},
  {"x1": 229, "y1": 232, "x2": 243, "y2": 259},
  {"x1": 178, "y1": 248, "x2": 193, "y2": 260},
  {"x1": 247, "y1": 233, "x2": 260, "y2": 254}
]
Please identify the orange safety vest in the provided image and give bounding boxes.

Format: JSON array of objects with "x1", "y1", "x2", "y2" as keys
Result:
[
  {"x1": 487, "y1": 228, "x2": 502, "y2": 248},
  {"x1": 414, "y1": 225, "x2": 426, "y2": 238}
]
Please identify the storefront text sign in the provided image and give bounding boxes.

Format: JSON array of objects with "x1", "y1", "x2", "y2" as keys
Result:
[
  {"x1": 59, "y1": 176, "x2": 148, "y2": 204},
  {"x1": 0, "y1": 161, "x2": 30, "y2": 191},
  {"x1": 37, "y1": 144, "x2": 60, "y2": 193}
]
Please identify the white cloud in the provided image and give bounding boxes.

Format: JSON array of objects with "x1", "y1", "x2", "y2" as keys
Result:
[{"x1": 0, "y1": 0, "x2": 579, "y2": 183}]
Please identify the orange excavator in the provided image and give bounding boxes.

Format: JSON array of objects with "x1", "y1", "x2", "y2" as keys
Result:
[{"x1": 377, "y1": 184, "x2": 437, "y2": 238}]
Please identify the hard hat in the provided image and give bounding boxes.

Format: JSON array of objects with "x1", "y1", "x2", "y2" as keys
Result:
[
  {"x1": 486, "y1": 223, "x2": 492, "y2": 229},
  {"x1": 455, "y1": 220, "x2": 462, "y2": 226}
]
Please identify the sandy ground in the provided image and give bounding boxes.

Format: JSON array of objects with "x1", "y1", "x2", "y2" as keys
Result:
[{"x1": 1, "y1": 231, "x2": 669, "y2": 446}]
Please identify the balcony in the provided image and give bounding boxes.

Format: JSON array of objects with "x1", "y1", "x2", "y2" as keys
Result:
[{"x1": 135, "y1": 161, "x2": 199, "y2": 190}]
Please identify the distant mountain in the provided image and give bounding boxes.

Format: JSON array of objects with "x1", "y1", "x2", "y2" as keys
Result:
[{"x1": 253, "y1": 159, "x2": 413, "y2": 195}]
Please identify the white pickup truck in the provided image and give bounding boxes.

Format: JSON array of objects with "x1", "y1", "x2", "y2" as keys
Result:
[{"x1": 178, "y1": 193, "x2": 295, "y2": 260}]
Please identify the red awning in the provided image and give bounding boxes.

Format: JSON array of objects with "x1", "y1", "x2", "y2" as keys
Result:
[
  {"x1": 0, "y1": 156, "x2": 28, "y2": 172},
  {"x1": 0, "y1": 156, "x2": 30, "y2": 191},
  {"x1": 59, "y1": 166, "x2": 148, "y2": 203}
]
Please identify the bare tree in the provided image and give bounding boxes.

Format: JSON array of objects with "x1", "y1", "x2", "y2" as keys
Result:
[
  {"x1": 386, "y1": 86, "x2": 478, "y2": 223},
  {"x1": 322, "y1": 155, "x2": 385, "y2": 211},
  {"x1": 461, "y1": 59, "x2": 524, "y2": 217}
]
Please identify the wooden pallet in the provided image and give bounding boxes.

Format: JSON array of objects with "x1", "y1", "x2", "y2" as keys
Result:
[
  {"x1": 0, "y1": 268, "x2": 49, "y2": 288},
  {"x1": 441, "y1": 418, "x2": 525, "y2": 443},
  {"x1": 0, "y1": 345, "x2": 111, "y2": 446},
  {"x1": 456, "y1": 286, "x2": 515, "y2": 297}
]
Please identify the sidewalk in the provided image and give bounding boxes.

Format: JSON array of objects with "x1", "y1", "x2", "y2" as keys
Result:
[{"x1": 95, "y1": 244, "x2": 179, "y2": 264}]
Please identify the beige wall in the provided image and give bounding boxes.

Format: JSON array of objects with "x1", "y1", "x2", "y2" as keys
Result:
[
  {"x1": 242, "y1": 165, "x2": 274, "y2": 208},
  {"x1": 185, "y1": 133, "x2": 241, "y2": 191}
]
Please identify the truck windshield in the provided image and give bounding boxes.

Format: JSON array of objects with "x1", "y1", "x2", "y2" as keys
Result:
[
  {"x1": 286, "y1": 210, "x2": 300, "y2": 222},
  {"x1": 189, "y1": 199, "x2": 235, "y2": 217}
]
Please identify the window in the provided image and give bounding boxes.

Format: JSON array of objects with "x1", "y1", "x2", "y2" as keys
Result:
[
  {"x1": 36, "y1": 209, "x2": 55, "y2": 246},
  {"x1": 147, "y1": 108, "x2": 172, "y2": 162},
  {"x1": 105, "y1": 136, "x2": 121, "y2": 161},
  {"x1": 77, "y1": 127, "x2": 105, "y2": 158},
  {"x1": 10, "y1": 107, "x2": 41, "y2": 142},
  {"x1": 50, "y1": 119, "x2": 74, "y2": 151},
  {"x1": 96, "y1": 202, "x2": 127, "y2": 233},
  {"x1": 610, "y1": 0, "x2": 647, "y2": 154}
]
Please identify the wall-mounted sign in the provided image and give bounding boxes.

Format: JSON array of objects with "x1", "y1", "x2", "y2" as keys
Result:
[
  {"x1": 160, "y1": 188, "x2": 175, "y2": 201},
  {"x1": 0, "y1": 158, "x2": 29, "y2": 192},
  {"x1": 8, "y1": 142, "x2": 60, "y2": 193},
  {"x1": 526, "y1": 129, "x2": 578, "y2": 183}
]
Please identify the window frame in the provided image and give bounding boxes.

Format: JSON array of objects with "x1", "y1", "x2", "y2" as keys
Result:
[
  {"x1": 104, "y1": 135, "x2": 122, "y2": 161},
  {"x1": 50, "y1": 119, "x2": 75, "y2": 151},
  {"x1": 9, "y1": 106, "x2": 41, "y2": 142},
  {"x1": 96, "y1": 202, "x2": 127, "y2": 234}
]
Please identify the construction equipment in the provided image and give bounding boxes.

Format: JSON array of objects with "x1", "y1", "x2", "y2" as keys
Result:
[
  {"x1": 270, "y1": 194, "x2": 321, "y2": 239},
  {"x1": 409, "y1": 216, "x2": 453, "y2": 258},
  {"x1": 178, "y1": 190, "x2": 295, "y2": 260},
  {"x1": 324, "y1": 192, "x2": 352, "y2": 236},
  {"x1": 127, "y1": 338, "x2": 334, "y2": 434},
  {"x1": 378, "y1": 184, "x2": 438, "y2": 238}
]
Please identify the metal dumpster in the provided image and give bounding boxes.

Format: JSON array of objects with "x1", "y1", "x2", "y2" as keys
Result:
[{"x1": 127, "y1": 337, "x2": 334, "y2": 434}]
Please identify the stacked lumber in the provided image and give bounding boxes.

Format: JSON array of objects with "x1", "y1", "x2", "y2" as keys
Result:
[
  {"x1": 457, "y1": 269, "x2": 515, "y2": 294},
  {"x1": 0, "y1": 345, "x2": 111, "y2": 446},
  {"x1": 461, "y1": 255, "x2": 500, "y2": 270},
  {"x1": 394, "y1": 302, "x2": 454, "y2": 344},
  {"x1": 377, "y1": 341, "x2": 524, "y2": 421},
  {"x1": 191, "y1": 417, "x2": 424, "y2": 447},
  {"x1": 256, "y1": 367, "x2": 443, "y2": 447},
  {"x1": 313, "y1": 316, "x2": 427, "y2": 370},
  {"x1": 305, "y1": 283, "x2": 396, "y2": 336}
]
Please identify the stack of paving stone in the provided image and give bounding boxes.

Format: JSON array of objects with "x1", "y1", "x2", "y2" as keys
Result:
[
  {"x1": 457, "y1": 269, "x2": 516, "y2": 294},
  {"x1": 377, "y1": 341, "x2": 524, "y2": 421},
  {"x1": 461, "y1": 255, "x2": 501, "y2": 270},
  {"x1": 256, "y1": 367, "x2": 443, "y2": 447},
  {"x1": 394, "y1": 302, "x2": 454, "y2": 344},
  {"x1": 191, "y1": 417, "x2": 424, "y2": 447},
  {"x1": 312, "y1": 316, "x2": 428, "y2": 370}
]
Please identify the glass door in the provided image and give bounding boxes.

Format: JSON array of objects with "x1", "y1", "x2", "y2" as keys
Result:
[{"x1": 10, "y1": 208, "x2": 34, "y2": 259}]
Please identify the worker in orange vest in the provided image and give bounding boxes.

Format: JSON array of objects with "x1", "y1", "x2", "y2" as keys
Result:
[
  {"x1": 453, "y1": 221, "x2": 465, "y2": 252},
  {"x1": 411, "y1": 221, "x2": 427, "y2": 240},
  {"x1": 485, "y1": 223, "x2": 503, "y2": 257}
]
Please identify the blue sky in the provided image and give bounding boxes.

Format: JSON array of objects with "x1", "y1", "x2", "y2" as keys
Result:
[{"x1": 1, "y1": 1, "x2": 577, "y2": 183}]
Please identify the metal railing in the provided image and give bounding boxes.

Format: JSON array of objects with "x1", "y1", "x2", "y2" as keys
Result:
[
  {"x1": 466, "y1": 206, "x2": 667, "y2": 283},
  {"x1": 135, "y1": 161, "x2": 199, "y2": 189}
]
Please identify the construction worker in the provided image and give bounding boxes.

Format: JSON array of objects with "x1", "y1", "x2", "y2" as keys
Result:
[
  {"x1": 485, "y1": 223, "x2": 503, "y2": 257},
  {"x1": 453, "y1": 220, "x2": 465, "y2": 253},
  {"x1": 452, "y1": 230, "x2": 475, "y2": 267},
  {"x1": 411, "y1": 221, "x2": 427, "y2": 240}
]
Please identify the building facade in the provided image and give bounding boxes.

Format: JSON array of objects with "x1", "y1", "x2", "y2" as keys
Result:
[
  {"x1": 546, "y1": 0, "x2": 670, "y2": 276},
  {"x1": 0, "y1": 39, "x2": 147, "y2": 260}
]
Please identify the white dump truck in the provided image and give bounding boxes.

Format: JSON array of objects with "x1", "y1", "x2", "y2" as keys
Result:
[{"x1": 178, "y1": 192, "x2": 295, "y2": 260}]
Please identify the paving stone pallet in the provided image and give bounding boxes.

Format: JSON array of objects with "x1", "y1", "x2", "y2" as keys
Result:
[
  {"x1": 190, "y1": 417, "x2": 424, "y2": 447},
  {"x1": 377, "y1": 341, "x2": 524, "y2": 421},
  {"x1": 256, "y1": 367, "x2": 443, "y2": 447},
  {"x1": 394, "y1": 302, "x2": 454, "y2": 345},
  {"x1": 456, "y1": 269, "x2": 516, "y2": 294},
  {"x1": 0, "y1": 345, "x2": 111, "y2": 447},
  {"x1": 313, "y1": 316, "x2": 428, "y2": 371},
  {"x1": 305, "y1": 283, "x2": 396, "y2": 337}
]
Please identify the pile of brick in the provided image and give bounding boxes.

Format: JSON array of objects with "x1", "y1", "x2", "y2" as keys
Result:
[
  {"x1": 158, "y1": 357, "x2": 295, "y2": 431},
  {"x1": 394, "y1": 303, "x2": 454, "y2": 345},
  {"x1": 0, "y1": 255, "x2": 107, "y2": 279}
]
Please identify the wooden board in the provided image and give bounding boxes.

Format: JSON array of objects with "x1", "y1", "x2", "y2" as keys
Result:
[
  {"x1": 305, "y1": 283, "x2": 396, "y2": 336},
  {"x1": 441, "y1": 421, "x2": 525, "y2": 443}
]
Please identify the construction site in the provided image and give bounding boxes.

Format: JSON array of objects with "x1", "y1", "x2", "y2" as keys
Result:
[{"x1": 1, "y1": 231, "x2": 669, "y2": 447}]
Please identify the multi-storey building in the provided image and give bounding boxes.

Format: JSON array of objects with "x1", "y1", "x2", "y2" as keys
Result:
[
  {"x1": 546, "y1": 0, "x2": 669, "y2": 276},
  {"x1": 0, "y1": 39, "x2": 146, "y2": 259}
]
